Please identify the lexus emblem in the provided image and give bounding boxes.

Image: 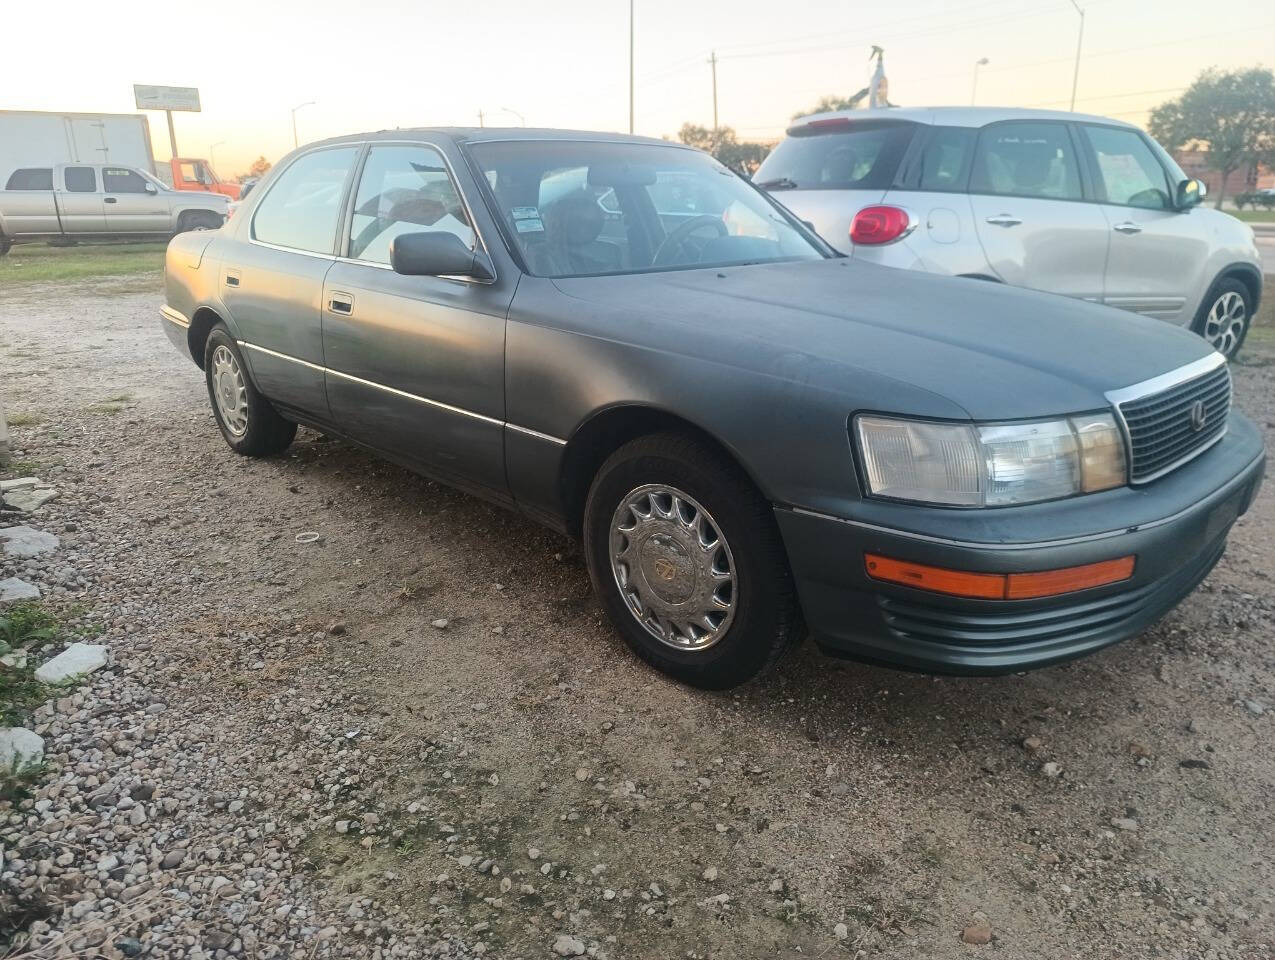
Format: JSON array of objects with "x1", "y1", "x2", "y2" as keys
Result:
[{"x1": 1189, "y1": 399, "x2": 1206, "y2": 432}]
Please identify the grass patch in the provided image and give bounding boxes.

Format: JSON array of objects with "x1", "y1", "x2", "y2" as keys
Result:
[
  {"x1": 0, "y1": 241, "x2": 165, "y2": 287},
  {"x1": 1226, "y1": 209, "x2": 1275, "y2": 223},
  {"x1": 86, "y1": 392, "x2": 134, "y2": 415},
  {"x1": 3, "y1": 412, "x2": 43, "y2": 428},
  {"x1": 1, "y1": 460, "x2": 43, "y2": 477}
]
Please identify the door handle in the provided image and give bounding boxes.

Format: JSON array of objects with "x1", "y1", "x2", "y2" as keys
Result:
[
  {"x1": 225, "y1": 270, "x2": 241, "y2": 287},
  {"x1": 103, "y1": 197, "x2": 117, "y2": 204},
  {"x1": 984, "y1": 214, "x2": 1021, "y2": 227},
  {"x1": 327, "y1": 293, "x2": 354, "y2": 315},
  {"x1": 1113, "y1": 221, "x2": 1142, "y2": 234}
]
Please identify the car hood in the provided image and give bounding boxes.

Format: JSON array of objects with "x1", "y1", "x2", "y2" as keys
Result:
[{"x1": 551, "y1": 258, "x2": 1214, "y2": 421}]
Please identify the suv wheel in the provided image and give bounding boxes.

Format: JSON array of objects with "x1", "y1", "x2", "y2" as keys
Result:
[
  {"x1": 1193, "y1": 278, "x2": 1251, "y2": 358},
  {"x1": 203, "y1": 325, "x2": 297, "y2": 456},
  {"x1": 583, "y1": 433, "x2": 800, "y2": 689},
  {"x1": 178, "y1": 212, "x2": 223, "y2": 234}
]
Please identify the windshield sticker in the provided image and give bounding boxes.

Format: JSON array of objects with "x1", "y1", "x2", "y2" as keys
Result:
[
  {"x1": 515, "y1": 217, "x2": 545, "y2": 233},
  {"x1": 511, "y1": 206, "x2": 540, "y2": 221}
]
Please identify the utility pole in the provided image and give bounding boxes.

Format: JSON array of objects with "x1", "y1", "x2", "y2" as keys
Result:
[
  {"x1": 628, "y1": 0, "x2": 635, "y2": 134},
  {"x1": 971, "y1": 58, "x2": 989, "y2": 106},
  {"x1": 291, "y1": 101, "x2": 316, "y2": 149},
  {"x1": 708, "y1": 50, "x2": 719, "y2": 137},
  {"x1": 210, "y1": 140, "x2": 226, "y2": 173},
  {"x1": 1068, "y1": 0, "x2": 1084, "y2": 111},
  {"x1": 478, "y1": 109, "x2": 485, "y2": 128}
]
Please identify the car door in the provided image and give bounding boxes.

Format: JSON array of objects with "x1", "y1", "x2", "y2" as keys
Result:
[
  {"x1": 967, "y1": 120, "x2": 1107, "y2": 303},
  {"x1": 321, "y1": 141, "x2": 514, "y2": 497},
  {"x1": 1077, "y1": 124, "x2": 1208, "y2": 325},
  {"x1": 101, "y1": 166, "x2": 170, "y2": 232},
  {"x1": 221, "y1": 145, "x2": 361, "y2": 419},
  {"x1": 58, "y1": 166, "x2": 107, "y2": 233}
]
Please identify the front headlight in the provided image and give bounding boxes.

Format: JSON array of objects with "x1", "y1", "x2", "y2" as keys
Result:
[{"x1": 855, "y1": 413, "x2": 1126, "y2": 507}]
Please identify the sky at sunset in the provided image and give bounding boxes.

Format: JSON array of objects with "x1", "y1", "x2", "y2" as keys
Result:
[{"x1": 3, "y1": 0, "x2": 1272, "y2": 178}]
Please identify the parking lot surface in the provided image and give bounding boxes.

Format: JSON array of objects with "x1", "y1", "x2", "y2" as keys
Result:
[{"x1": 1, "y1": 274, "x2": 1273, "y2": 959}]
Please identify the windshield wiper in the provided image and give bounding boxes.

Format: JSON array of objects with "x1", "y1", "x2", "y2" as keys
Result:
[{"x1": 755, "y1": 177, "x2": 799, "y2": 190}]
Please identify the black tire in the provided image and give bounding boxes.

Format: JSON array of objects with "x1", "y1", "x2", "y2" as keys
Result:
[
  {"x1": 0, "y1": 238, "x2": 11, "y2": 257},
  {"x1": 1191, "y1": 277, "x2": 1252, "y2": 359},
  {"x1": 203, "y1": 325, "x2": 296, "y2": 456},
  {"x1": 583, "y1": 432, "x2": 801, "y2": 689},
  {"x1": 176, "y1": 211, "x2": 223, "y2": 235}
]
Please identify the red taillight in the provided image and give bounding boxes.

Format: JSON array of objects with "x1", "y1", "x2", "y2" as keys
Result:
[{"x1": 850, "y1": 205, "x2": 910, "y2": 245}]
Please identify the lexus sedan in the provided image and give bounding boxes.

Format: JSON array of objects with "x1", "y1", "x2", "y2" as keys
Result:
[
  {"x1": 755, "y1": 107, "x2": 1263, "y2": 358},
  {"x1": 161, "y1": 128, "x2": 1266, "y2": 689}
]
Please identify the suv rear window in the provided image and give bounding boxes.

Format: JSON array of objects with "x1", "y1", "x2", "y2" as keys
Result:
[
  {"x1": 754, "y1": 120, "x2": 915, "y2": 190},
  {"x1": 5, "y1": 168, "x2": 53, "y2": 190}
]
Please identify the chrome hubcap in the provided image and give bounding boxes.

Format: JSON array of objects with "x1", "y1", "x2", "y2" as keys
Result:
[
  {"x1": 1203, "y1": 291, "x2": 1246, "y2": 356},
  {"x1": 609, "y1": 484, "x2": 736, "y2": 652},
  {"x1": 210, "y1": 344, "x2": 249, "y2": 437}
]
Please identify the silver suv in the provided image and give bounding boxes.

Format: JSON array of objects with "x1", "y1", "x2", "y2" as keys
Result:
[{"x1": 756, "y1": 107, "x2": 1263, "y2": 357}]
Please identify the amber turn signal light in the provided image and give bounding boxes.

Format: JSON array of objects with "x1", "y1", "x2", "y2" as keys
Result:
[{"x1": 865, "y1": 554, "x2": 1135, "y2": 600}]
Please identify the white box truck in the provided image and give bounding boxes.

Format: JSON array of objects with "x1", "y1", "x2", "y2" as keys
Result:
[{"x1": 0, "y1": 110, "x2": 157, "y2": 187}]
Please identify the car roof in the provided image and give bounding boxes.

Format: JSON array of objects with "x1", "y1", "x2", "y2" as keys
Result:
[
  {"x1": 786, "y1": 105, "x2": 1140, "y2": 132},
  {"x1": 301, "y1": 127, "x2": 685, "y2": 150}
]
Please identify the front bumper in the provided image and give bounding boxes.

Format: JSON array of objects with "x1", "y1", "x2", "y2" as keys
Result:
[{"x1": 776, "y1": 411, "x2": 1266, "y2": 674}]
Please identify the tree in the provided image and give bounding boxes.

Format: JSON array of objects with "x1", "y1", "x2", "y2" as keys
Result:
[
  {"x1": 1148, "y1": 67, "x2": 1275, "y2": 209},
  {"x1": 792, "y1": 93, "x2": 867, "y2": 121},
  {"x1": 237, "y1": 156, "x2": 272, "y2": 182},
  {"x1": 677, "y1": 123, "x2": 772, "y2": 175}
]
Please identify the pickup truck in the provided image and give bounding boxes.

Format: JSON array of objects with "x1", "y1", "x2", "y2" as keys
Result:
[
  {"x1": 0, "y1": 163, "x2": 229, "y2": 254},
  {"x1": 169, "y1": 157, "x2": 241, "y2": 199}
]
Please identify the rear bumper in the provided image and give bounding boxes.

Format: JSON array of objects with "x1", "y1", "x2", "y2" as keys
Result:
[
  {"x1": 160, "y1": 305, "x2": 190, "y2": 356},
  {"x1": 776, "y1": 413, "x2": 1265, "y2": 675}
]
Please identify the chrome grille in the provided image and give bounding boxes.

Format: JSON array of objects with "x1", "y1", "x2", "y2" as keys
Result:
[{"x1": 1115, "y1": 360, "x2": 1231, "y2": 484}]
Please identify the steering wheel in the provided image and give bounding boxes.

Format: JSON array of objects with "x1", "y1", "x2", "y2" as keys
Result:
[{"x1": 651, "y1": 215, "x2": 729, "y2": 266}]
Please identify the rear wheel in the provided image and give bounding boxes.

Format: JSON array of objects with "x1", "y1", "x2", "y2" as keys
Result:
[
  {"x1": 583, "y1": 433, "x2": 800, "y2": 689},
  {"x1": 203, "y1": 326, "x2": 296, "y2": 456},
  {"x1": 0, "y1": 238, "x2": 11, "y2": 257},
  {"x1": 1193, "y1": 277, "x2": 1251, "y2": 359}
]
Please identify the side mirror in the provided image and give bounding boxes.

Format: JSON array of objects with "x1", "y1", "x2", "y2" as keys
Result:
[
  {"x1": 390, "y1": 231, "x2": 494, "y2": 281},
  {"x1": 144, "y1": 182, "x2": 158, "y2": 195},
  {"x1": 1175, "y1": 178, "x2": 1205, "y2": 209}
]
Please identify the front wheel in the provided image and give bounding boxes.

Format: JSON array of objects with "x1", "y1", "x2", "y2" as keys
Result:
[
  {"x1": 1193, "y1": 278, "x2": 1251, "y2": 359},
  {"x1": 203, "y1": 326, "x2": 296, "y2": 456},
  {"x1": 0, "y1": 238, "x2": 11, "y2": 256},
  {"x1": 176, "y1": 212, "x2": 224, "y2": 235},
  {"x1": 583, "y1": 433, "x2": 801, "y2": 689}
]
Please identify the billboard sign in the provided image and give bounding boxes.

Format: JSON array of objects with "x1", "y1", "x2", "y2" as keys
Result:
[{"x1": 133, "y1": 84, "x2": 201, "y2": 112}]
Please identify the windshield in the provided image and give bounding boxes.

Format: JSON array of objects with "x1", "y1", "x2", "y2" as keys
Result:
[
  {"x1": 467, "y1": 140, "x2": 826, "y2": 278},
  {"x1": 753, "y1": 120, "x2": 915, "y2": 190}
]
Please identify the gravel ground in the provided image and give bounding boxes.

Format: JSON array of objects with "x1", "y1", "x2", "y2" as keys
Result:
[{"x1": 1, "y1": 277, "x2": 1273, "y2": 959}]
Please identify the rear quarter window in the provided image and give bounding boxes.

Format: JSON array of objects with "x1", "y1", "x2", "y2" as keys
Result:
[
  {"x1": 5, "y1": 168, "x2": 53, "y2": 190},
  {"x1": 754, "y1": 121, "x2": 915, "y2": 190}
]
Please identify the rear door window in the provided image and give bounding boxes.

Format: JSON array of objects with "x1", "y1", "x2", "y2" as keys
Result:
[
  {"x1": 64, "y1": 167, "x2": 97, "y2": 192},
  {"x1": 969, "y1": 122, "x2": 1083, "y2": 201},
  {"x1": 5, "y1": 168, "x2": 53, "y2": 190},
  {"x1": 753, "y1": 121, "x2": 915, "y2": 190},
  {"x1": 252, "y1": 147, "x2": 359, "y2": 254}
]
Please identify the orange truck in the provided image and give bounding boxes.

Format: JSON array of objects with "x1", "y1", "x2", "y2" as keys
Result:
[{"x1": 168, "y1": 157, "x2": 240, "y2": 199}]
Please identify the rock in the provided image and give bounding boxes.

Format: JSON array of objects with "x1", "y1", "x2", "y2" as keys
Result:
[
  {"x1": 1127, "y1": 741, "x2": 1152, "y2": 759},
  {"x1": 431, "y1": 619, "x2": 449, "y2": 630},
  {"x1": 0, "y1": 727, "x2": 44, "y2": 772},
  {"x1": 0, "y1": 525, "x2": 59, "y2": 557},
  {"x1": 1245, "y1": 700, "x2": 1266, "y2": 716},
  {"x1": 0, "y1": 576, "x2": 40, "y2": 603},
  {"x1": 0, "y1": 649, "x2": 27, "y2": 669},
  {"x1": 575, "y1": 767, "x2": 589, "y2": 781},
  {"x1": 961, "y1": 917, "x2": 993, "y2": 945},
  {"x1": 1188, "y1": 718, "x2": 1206, "y2": 734},
  {"x1": 0, "y1": 479, "x2": 57, "y2": 513},
  {"x1": 1041, "y1": 762, "x2": 1063, "y2": 778},
  {"x1": 1111, "y1": 817, "x2": 1139, "y2": 831},
  {"x1": 552, "y1": 934, "x2": 587, "y2": 956},
  {"x1": 701, "y1": 866, "x2": 718, "y2": 881},
  {"x1": 1021, "y1": 736, "x2": 1043, "y2": 753},
  {"x1": 34, "y1": 643, "x2": 109, "y2": 683},
  {"x1": 161, "y1": 849, "x2": 186, "y2": 869},
  {"x1": 528, "y1": 847, "x2": 541, "y2": 860},
  {"x1": 834, "y1": 922, "x2": 849, "y2": 940}
]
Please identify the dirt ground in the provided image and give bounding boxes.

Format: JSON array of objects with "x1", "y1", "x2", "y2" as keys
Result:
[{"x1": 2, "y1": 271, "x2": 1273, "y2": 959}]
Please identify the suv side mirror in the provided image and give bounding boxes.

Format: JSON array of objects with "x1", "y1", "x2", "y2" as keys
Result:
[
  {"x1": 1175, "y1": 178, "x2": 1205, "y2": 210},
  {"x1": 390, "y1": 231, "x2": 494, "y2": 281}
]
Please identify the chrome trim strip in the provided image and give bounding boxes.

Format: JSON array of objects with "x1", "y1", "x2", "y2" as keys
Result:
[
  {"x1": 161, "y1": 305, "x2": 190, "y2": 329},
  {"x1": 785, "y1": 451, "x2": 1262, "y2": 552},
  {"x1": 325, "y1": 367, "x2": 503, "y2": 426},
  {"x1": 1104, "y1": 352, "x2": 1226, "y2": 408},
  {"x1": 506, "y1": 423, "x2": 568, "y2": 446},
  {"x1": 247, "y1": 238, "x2": 337, "y2": 261},
  {"x1": 1105, "y1": 352, "x2": 1230, "y2": 485},
  {"x1": 237, "y1": 340, "x2": 326, "y2": 373}
]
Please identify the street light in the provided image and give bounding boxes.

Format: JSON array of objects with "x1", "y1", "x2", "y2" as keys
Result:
[
  {"x1": 971, "y1": 58, "x2": 989, "y2": 106},
  {"x1": 1067, "y1": 0, "x2": 1084, "y2": 111},
  {"x1": 291, "y1": 101, "x2": 317, "y2": 149},
  {"x1": 500, "y1": 107, "x2": 526, "y2": 126},
  {"x1": 209, "y1": 140, "x2": 226, "y2": 173}
]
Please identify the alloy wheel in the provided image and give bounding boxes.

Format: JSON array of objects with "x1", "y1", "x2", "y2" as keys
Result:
[
  {"x1": 1203, "y1": 290, "x2": 1247, "y2": 357},
  {"x1": 609, "y1": 484, "x2": 737, "y2": 652}
]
